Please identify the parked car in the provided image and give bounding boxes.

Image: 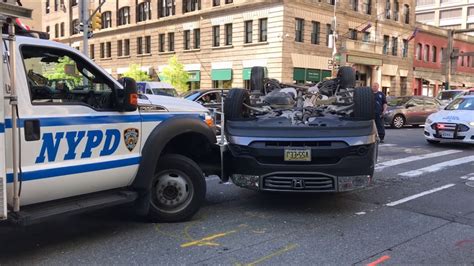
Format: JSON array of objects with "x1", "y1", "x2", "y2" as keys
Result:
[
  {"x1": 137, "y1": 81, "x2": 178, "y2": 97},
  {"x1": 424, "y1": 95, "x2": 474, "y2": 144},
  {"x1": 436, "y1": 89, "x2": 465, "y2": 106},
  {"x1": 384, "y1": 96, "x2": 441, "y2": 129},
  {"x1": 183, "y1": 89, "x2": 229, "y2": 110}
]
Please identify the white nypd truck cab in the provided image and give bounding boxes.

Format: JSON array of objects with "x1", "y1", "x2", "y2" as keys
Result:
[{"x1": 0, "y1": 3, "x2": 218, "y2": 225}]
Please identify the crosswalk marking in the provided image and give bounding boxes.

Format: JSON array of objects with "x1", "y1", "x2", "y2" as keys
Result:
[
  {"x1": 386, "y1": 184, "x2": 456, "y2": 207},
  {"x1": 399, "y1": 155, "x2": 474, "y2": 178},
  {"x1": 375, "y1": 150, "x2": 462, "y2": 171}
]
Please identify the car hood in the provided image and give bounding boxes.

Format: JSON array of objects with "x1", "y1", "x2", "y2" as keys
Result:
[
  {"x1": 428, "y1": 110, "x2": 473, "y2": 123},
  {"x1": 138, "y1": 94, "x2": 208, "y2": 112}
]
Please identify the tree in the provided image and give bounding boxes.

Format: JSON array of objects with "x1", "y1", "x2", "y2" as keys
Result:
[
  {"x1": 44, "y1": 57, "x2": 82, "y2": 85},
  {"x1": 160, "y1": 56, "x2": 189, "y2": 93},
  {"x1": 122, "y1": 64, "x2": 151, "y2": 81}
]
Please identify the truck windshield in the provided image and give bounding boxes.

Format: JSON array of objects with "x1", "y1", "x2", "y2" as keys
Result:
[
  {"x1": 445, "y1": 97, "x2": 474, "y2": 110},
  {"x1": 151, "y1": 88, "x2": 178, "y2": 97}
]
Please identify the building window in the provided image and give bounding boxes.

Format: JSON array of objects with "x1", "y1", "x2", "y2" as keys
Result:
[
  {"x1": 364, "y1": 0, "x2": 371, "y2": 14},
  {"x1": 101, "y1": 11, "x2": 112, "y2": 29},
  {"x1": 295, "y1": 18, "x2": 304, "y2": 42},
  {"x1": 159, "y1": 0, "x2": 175, "y2": 17},
  {"x1": 349, "y1": 28, "x2": 357, "y2": 40},
  {"x1": 137, "y1": 37, "x2": 143, "y2": 55},
  {"x1": 145, "y1": 36, "x2": 151, "y2": 54},
  {"x1": 54, "y1": 23, "x2": 59, "y2": 38},
  {"x1": 258, "y1": 18, "x2": 268, "y2": 42},
  {"x1": 225, "y1": 24, "x2": 233, "y2": 45},
  {"x1": 226, "y1": 0, "x2": 233, "y2": 3},
  {"x1": 45, "y1": 0, "x2": 50, "y2": 14},
  {"x1": 402, "y1": 39, "x2": 408, "y2": 57},
  {"x1": 326, "y1": 24, "x2": 333, "y2": 46},
  {"x1": 71, "y1": 19, "x2": 79, "y2": 35},
  {"x1": 118, "y1": 7, "x2": 130, "y2": 26},
  {"x1": 90, "y1": 44, "x2": 95, "y2": 59},
  {"x1": 168, "y1": 32, "x2": 175, "y2": 51},
  {"x1": 363, "y1": 32, "x2": 370, "y2": 42},
  {"x1": 440, "y1": 47, "x2": 445, "y2": 62},
  {"x1": 393, "y1": 1, "x2": 399, "y2": 21},
  {"x1": 117, "y1": 40, "x2": 123, "y2": 56},
  {"x1": 71, "y1": 0, "x2": 78, "y2": 6},
  {"x1": 351, "y1": 0, "x2": 358, "y2": 11},
  {"x1": 424, "y1": 44, "x2": 430, "y2": 62},
  {"x1": 194, "y1": 28, "x2": 200, "y2": 49},
  {"x1": 100, "y1": 43, "x2": 105, "y2": 58},
  {"x1": 137, "y1": 1, "x2": 151, "y2": 22},
  {"x1": 432, "y1": 46, "x2": 437, "y2": 62},
  {"x1": 184, "y1": 30, "x2": 191, "y2": 50},
  {"x1": 385, "y1": 0, "x2": 391, "y2": 19},
  {"x1": 159, "y1": 34, "x2": 165, "y2": 52},
  {"x1": 213, "y1": 0, "x2": 220, "y2": 6},
  {"x1": 328, "y1": 0, "x2": 335, "y2": 5},
  {"x1": 213, "y1": 26, "x2": 220, "y2": 47},
  {"x1": 311, "y1": 21, "x2": 320, "y2": 45},
  {"x1": 245, "y1": 20, "x2": 253, "y2": 43},
  {"x1": 416, "y1": 43, "x2": 422, "y2": 60},
  {"x1": 54, "y1": 0, "x2": 58, "y2": 11},
  {"x1": 383, "y1": 35, "x2": 389, "y2": 55},
  {"x1": 106, "y1": 42, "x2": 111, "y2": 58},
  {"x1": 183, "y1": 0, "x2": 200, "y2": 13},
  {"x1": 46, "y1": 26, "x2": 50, "y2": 34},
  {"x1": 60, "y1": 22, "x2": 64, "y2": 37},
  {"x1": 440, "y1": 9, "x2": 462, "y2": 19},
  {"x1": 124, "y1": 39, "x2": 130, "y2": 56},
  {"x1": 460, "y1": 52, "x2": 464, "y2": 66},
  {"x1": 404, "y1": 4, "x2": 410, "y2": 24},
  {"x1": 392, "y1": 37, "x2": 398, "y2": 56}
]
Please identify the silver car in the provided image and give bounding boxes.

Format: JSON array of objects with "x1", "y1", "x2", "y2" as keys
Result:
[{"x1": 384, "y1": 96, "x2": 441, "y2": 129}]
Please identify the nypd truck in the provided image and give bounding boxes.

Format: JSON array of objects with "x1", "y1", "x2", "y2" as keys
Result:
[{"x1": 0, "y1": 3, "x2": 218, "y2": 225}]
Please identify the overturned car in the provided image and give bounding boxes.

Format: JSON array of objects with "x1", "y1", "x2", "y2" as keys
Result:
[{"x1": 222, "y1": 66, "x2": 378, "y2": 192}]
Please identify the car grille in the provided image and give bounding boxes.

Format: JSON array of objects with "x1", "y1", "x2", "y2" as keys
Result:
[{"x1": 262, "y1": 174, "x2": 336, "y2": 191}]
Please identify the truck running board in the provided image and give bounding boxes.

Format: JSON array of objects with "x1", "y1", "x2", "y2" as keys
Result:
[{"x1": 8, "y1": 190, "x2": 138, "y2": 226}]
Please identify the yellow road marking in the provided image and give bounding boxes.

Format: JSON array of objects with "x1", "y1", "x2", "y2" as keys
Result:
[
  {"x1": 180, "y1": 230, "x2": 237, "y2": 248},
  {"x1": 245, "y1": 244, "x2": 298, "y2": 266}
]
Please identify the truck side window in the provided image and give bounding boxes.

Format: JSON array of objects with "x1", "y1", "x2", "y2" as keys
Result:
[{"x1": 21, "y1": 45, "x2": 116, "y2": 111}]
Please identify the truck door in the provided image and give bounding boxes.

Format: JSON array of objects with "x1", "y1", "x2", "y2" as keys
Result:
[{"x1": 15, "y1": 43, "x2": 141, "y2": 206}]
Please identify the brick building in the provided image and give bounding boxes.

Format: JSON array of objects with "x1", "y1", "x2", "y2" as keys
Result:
[
  {"x1": 413, "y1": 23, "x2": 474, "y2": 96},
  {"x1": 42, "y1": 0, "x2": 416, "y2": 95}
]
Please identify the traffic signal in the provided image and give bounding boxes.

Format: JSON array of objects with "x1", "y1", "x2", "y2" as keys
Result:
[{"x1": 91, "y1": 12, "x2": 102, "y2": 30}]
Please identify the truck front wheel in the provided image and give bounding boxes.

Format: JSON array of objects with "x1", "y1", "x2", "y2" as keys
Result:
[{"x1": 148, "y1": 154, "x2": 206, "y2": 222}]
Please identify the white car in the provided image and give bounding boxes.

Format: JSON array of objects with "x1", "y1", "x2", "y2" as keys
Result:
[{"x1": 424, "y1": 95, "x2": 474, "y2": 144}]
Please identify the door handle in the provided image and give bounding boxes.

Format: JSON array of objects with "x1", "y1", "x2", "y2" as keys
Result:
[{"x1": 24, "y1": 119, "x2": 41, "y2": 141}]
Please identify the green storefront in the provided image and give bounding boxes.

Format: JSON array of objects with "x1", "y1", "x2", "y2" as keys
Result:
[
  {"x1": 293, "y1": 68, "x2": 331, "y2": 84},
  {"x1": 187, "y1": 70, "x2": 201, "y2": 90},
  {"x1": 211, "y1": 69, "x2": 233, "y2": 88}
]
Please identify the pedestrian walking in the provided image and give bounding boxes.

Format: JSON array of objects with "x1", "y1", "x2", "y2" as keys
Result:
[{"x1": 372, "y1": 82, "x2": 387, "y2": 142}]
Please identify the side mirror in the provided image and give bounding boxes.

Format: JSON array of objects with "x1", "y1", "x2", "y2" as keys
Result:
[{"x1": 117, "y1": 77, "x2": 138, "y2": 112}]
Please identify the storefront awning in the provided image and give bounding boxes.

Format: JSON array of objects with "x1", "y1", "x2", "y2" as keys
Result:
[
  {"x1": 188, "y1": 71, "x2": 201, "y2": 82},
  {"x1": 347, "y1": 55, "x2": 382, "y2": 66},
  {"x1": 399, "y1": 69, "x2": 408, "y2": 77},
  {"x1": 381, "y1": 76, "x2": 391, "y2": 87},
  {"x1": 243, "y1": 68, "x2": 251, "y2": 81},
  {"x1": 382, "y1": 64, "x2": 398, "y2": 76},
  {"x1": 211, "y1": 69, "x2": 232, "y2": 81}
]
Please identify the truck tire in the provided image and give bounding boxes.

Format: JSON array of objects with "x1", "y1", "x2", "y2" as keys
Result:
[
  {"x1": 353, "y1": 87, "x2": 375, "y2": 120},
  {"x1": 224, "y1": 88, "x2": 251, "y2": 121},
  {"x1": 250, "y1": 66, "x2": 266, "y2": 92},
  {"x1": 337, "y1": 66, "x2": 356, "y2": 89},
  {"x1": 148, "y1": 154, "x2": 206, "y2": 222}
]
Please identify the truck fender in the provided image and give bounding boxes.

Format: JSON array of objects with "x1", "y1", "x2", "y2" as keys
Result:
[{"x1": 132, "y1": 116, "x2": 216, "y2": 215}]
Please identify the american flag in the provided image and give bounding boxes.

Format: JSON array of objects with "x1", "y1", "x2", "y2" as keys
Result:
[{"x1": 408, "y1": 27, "x2": 419, "y2": 41}]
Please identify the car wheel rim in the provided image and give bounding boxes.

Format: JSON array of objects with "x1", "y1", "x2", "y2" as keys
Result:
[
  {"x1": 151, "y1": 170, "x2": 193, "y2": 214},
  {"x1": 394, "y1": 116, "x2": 404, "y2": 128}
]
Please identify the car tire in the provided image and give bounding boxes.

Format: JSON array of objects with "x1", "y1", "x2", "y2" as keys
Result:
[
  {"x1": 147, "y1": 154, "x2": 206, "y2": 223},
  {"x1": 337, "y1": 66, "x2": 356, "y2": 89},
  {"x1": 426, "y1": 139, "x2": 440, "y2": 144},
  {"x1": 224, "y1": 88, "x2": 251, "y2": 121},
  {"x1": 391, "y1": 115, "x2": 405, "y2": 129},
  {"x1": 353, "y1": 87, "x2": 375, "y2": 120},
  {"x1": 250, "y1": 66, "x2": 266, "y2": 93}
]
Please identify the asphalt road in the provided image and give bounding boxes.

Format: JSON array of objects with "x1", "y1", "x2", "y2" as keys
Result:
[{"x1": 1, "y1": 127, "x2": 474, "y2": 265}]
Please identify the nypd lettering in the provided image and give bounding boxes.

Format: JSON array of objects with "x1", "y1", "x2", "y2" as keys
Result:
[{"x1": 35, "y1": 129, "x2": 123, "y2": 163}]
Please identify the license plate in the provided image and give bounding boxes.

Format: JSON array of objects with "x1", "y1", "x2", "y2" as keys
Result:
[
  {"x1": 440, "y1": 131, "x2": 454, "y2": 138},
  {"x1": 284, "y1": 149, "x2": 311, "y2": 162}
]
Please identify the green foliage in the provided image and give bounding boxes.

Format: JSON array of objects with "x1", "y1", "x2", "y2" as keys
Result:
[
  {"x1": 123, "y1": 64, "x2": 152, "y2": 81},
  {"x1": 44, "y1": 57, "x2": 81, "y2": 85},
  {"x1": 160, "y1": 56, "x2": 189, "y2": 93}
]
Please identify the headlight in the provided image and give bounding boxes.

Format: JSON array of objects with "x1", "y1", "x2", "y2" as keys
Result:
[
  {"x1": 469, "y1": 122, "x2": 474, "y2": 126},
  {"x1": 426, "y1": 118, "x2": 433, "y2": 124}
]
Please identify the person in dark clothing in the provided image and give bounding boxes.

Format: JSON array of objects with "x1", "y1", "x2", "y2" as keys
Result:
[{"x1": 372, "y1": 83, "x2": 387, "y2": 142}]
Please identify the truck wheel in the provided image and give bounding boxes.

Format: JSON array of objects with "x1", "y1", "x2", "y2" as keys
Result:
[
  {"x1": 353, "y1": 87, "x2": 375, "y2": 120},
  {"x1": 391, "y1": 115, "x2": 405, "y2": 129},
  {"x1": 250, "y1": 66, "x2": 266, "y2": 92},
  {"x1": 148, "y1": 154, "x2": 206, "y2": 222},
  {"x1": 337, "y1": 66, "x2": 356, "y2": 89},
  {"x1": 224, "y1": 88, "x2": 251, "y2": 121}
]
